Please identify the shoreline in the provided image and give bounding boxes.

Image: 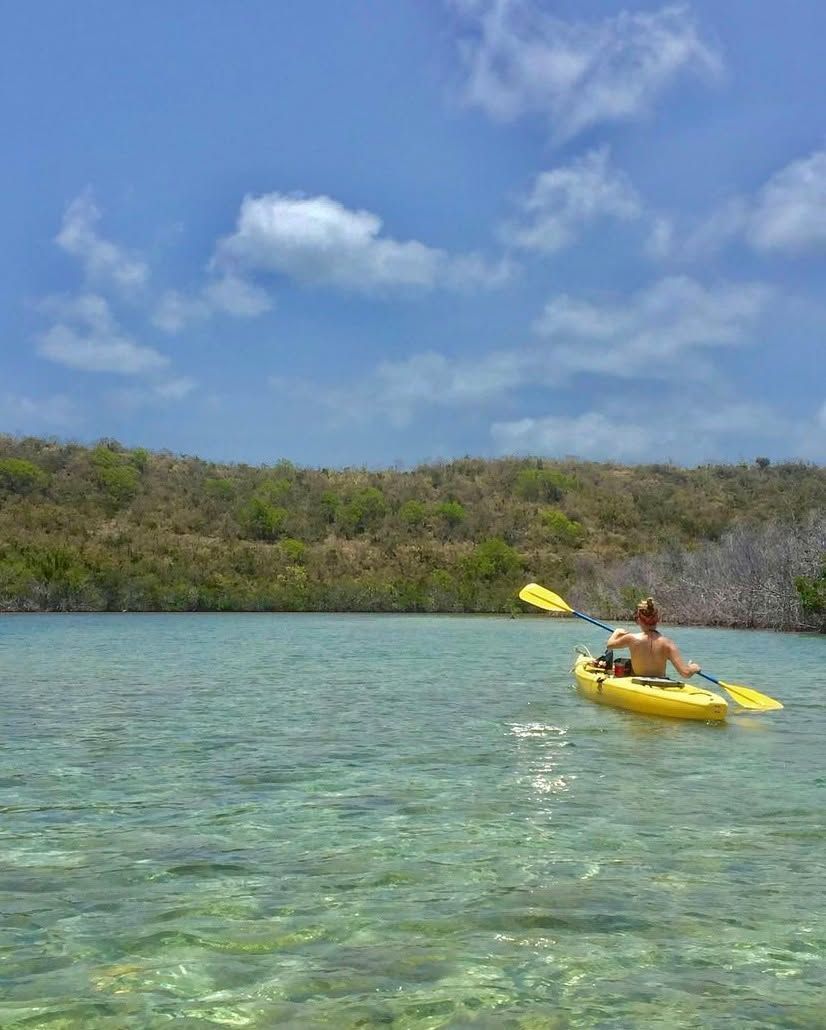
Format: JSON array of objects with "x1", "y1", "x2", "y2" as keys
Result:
[{"x1": 0, "y1": 608, "x2": 819, "y2": 633}]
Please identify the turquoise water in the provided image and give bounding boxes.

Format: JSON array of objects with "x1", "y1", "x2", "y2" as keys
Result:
[{"x1": 0, "y1": 613, "x2": 824, "y2": 1028}]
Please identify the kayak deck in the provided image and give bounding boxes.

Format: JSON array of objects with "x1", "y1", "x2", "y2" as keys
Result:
[{"x1": 573, "y1": 654, "x2": 728, "y2": 721}]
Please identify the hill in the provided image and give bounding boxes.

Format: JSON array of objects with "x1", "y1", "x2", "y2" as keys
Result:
[{"x1": 1, "y1": 434, "x2": 824, "y2": 628}]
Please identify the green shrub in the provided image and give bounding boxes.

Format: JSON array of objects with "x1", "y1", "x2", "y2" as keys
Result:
[
  {"x1": 130, "y1": 447, "x2": 150, "y2": 471},
  {"x1": 256, "y1": 476, "x2": 292, "y2": 504},
  {"x1": 541, "y1": 508, "x2": 584, "y2": 546},
  {"x1": 319, "y1": 490, "x2": 340, "y2": 523},
  {"x1": 0, "y1": 458, "x2": 48, "y2": 493},
  {"x1": 280, "y1": 538, "x2": 307, "y2": 564},
  {"x1": 97, "y1": 464, "x2": 140, "y2": 505},
  {"x1": 0, "y1": 554, "x2": 35, "y2": 598},
  {"x1": 796, "y1": 562, "x2": 826, "y2": 627},
  {"x1": 239, "y1": 498, "x2": 288, "y2": 540},
  {"x1": 205, "y1": 477, "x2": 235, "y2": 500},
  {"x1": 434, "y1": 500, "x2": 466, "y2": 526},
  {"x1": 464, "y1": 538, "x2": 522, "y2": 581},
  {"x1": 90, "y1": 446, "x2": 121, "y2": 469},
  {"x1": 90, "y1": 446, "x2": 140, "y2": 506},
  {"x1": 336, "y1": 487, "x2": 387, "y2": 536},
  {"x1": 515, "y1": 468, "x2": 575, "y2": 502},
  {"x1": 400, "y1": 499, "x2": 427, "y2": 528}
]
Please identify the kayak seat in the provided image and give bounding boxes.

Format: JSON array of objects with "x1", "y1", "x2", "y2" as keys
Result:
[{"x1": 631, "y1": 677, "x2": 685, "y2": 689}]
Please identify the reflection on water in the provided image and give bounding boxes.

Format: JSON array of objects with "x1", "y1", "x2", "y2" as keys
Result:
[
  {"x1": 509, "y1": 723, "x2": 574, "y2": 799},
  {"x1": 0, "y1": 613, "x2": 822, "y2": 1028}
]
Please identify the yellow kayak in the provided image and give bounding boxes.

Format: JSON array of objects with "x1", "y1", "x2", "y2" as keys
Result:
[{"x1": 573, "y1": 654, "x2": 728, "y2": 721}]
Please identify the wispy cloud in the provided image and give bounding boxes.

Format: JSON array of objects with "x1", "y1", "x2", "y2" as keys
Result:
[
  {"x1": 54, "y1": 191, "x2": 271, "y2": 334},
  {"x1": 151, "y1": 291, "x2": 210, "y2": 334},
  {"x1": 453, "y1": 0, "x2": 721, "y2": 141},
  {"x1": 652, "y1": 149, "x2": 826, "y2": 260},
  {"x1": 492, "y1": 410, "x2": 650, "y2": 460},
  {"x1": 534, "y1": 275, "x2": 771, "y2": 377},
  {"x1": 0, "y1": 392, "x2": 80, "y2": 430},
  {"x1": 56, "y1": 192, "x2": 148, "y2": 294},
  {"x1": 152, "y1": 377, "x2": 196, "y2": 400},
  {"x1": 372, "y1": 349, "x2": 527, "y2": 422},
  {"x1": 503, "y1": 147, "x2": 640, "y2": 253},
  {"x1": 152, "y1": 274, "x2": 271, "y2": 333},
  {"x1": 269, "y1": 274, "x2": 771, "y2": 429},
  {"x1": 105, "y1": 377, "x2": 197, "y2": 411},
  {"x1": 37, "y1": 294, "x2": 168, "y2": 374},
  {"x1": 215, "y1": 192, "x2": 509, "y2": 293},
  {"x1": 491, "y1": 401, "x2": 790, "y2": 463},
  {"x1": 271, "y1": 348, "x2": 529, "y2": 428},
  {"x1": 203, "y1": 274, "x2": 271, "y2": 317},
  {"x1": 747, "y1": 149, "x2": 826, "y2": 253}
]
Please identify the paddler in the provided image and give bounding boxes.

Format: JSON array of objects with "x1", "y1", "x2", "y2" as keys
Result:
[{"x1": 605, "y1": 597, "x2": 701, "y2": 679}]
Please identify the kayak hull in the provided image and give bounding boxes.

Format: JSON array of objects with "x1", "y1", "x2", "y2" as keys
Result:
[{"x1": 573, "y1": 655, "x2": 728, "y2": 721}]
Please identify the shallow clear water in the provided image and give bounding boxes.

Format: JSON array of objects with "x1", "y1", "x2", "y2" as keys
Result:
[{"x1": 0, "y1": 613, "x2": 824, "y2": 1028}]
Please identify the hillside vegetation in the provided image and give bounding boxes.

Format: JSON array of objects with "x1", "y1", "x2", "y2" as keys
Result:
[{"x1": 1, "y1": 435, "x2": 825, "y2": 630}]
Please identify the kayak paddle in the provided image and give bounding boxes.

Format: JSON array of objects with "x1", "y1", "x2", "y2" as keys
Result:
[{"x1": 518, "y1": 582, "x2": 783, "y2": 712}]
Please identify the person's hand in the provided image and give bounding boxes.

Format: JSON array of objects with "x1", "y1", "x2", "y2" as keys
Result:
[{"x1": 688, "y1": 661, "x2": 701, "y2": 676}]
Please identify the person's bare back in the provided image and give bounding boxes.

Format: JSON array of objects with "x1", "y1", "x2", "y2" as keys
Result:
[{"x1": 605, "y1": 598, "x2": 700, "y2": 680}]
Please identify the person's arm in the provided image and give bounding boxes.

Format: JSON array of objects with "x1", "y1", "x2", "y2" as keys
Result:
[
  {"x1": 665, "y1": 639, "x2": 701, "y2": 679},
  {"x1": 606, "y1": 628, "x2": 635, "y2": 649}
]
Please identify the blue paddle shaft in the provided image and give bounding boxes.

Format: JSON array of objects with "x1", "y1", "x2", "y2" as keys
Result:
[{"x1": 572, "y1": 609, "x2": 613, "y2": 633}]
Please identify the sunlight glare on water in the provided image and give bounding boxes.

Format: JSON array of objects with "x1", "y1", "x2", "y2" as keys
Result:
[{"x1": 0, "y1": 613, "x2": 824, "y2": 1028}]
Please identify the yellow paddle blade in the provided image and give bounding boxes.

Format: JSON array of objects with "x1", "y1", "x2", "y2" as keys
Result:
[
  {"x1": 718, "y1": 680, "x2": 784, "y2": 711},
  {"x1": 518, "y1": 583, "x2": 574, "y2": 614}
]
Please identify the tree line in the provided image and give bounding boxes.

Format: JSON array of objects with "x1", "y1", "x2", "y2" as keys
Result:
[{"x1": 0, "y1": 434, "x2": 824, "y2": 630}]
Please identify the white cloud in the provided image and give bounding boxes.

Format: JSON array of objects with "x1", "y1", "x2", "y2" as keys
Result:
[
  {"x1": 39, "y1": 326, "x2": 168, "y2": 374},
  {"x1": 56, "y1": 192, "x2": 148, "y2": 293},
  {"x1": 652, "y1": 149, "x2": 826, "y2": 261},
  {"x1": 747, "y1": 150, "x2": 826, "y2": 253},
  {"x1": 503, "y1": 147, "x2": 640, "y2": 253},
  {"x1": 52, "y1": 191, "x2": 271, "y2": 334},
  {"x1": 215, "y1": 192, "x2": 506, "y2": 292},
  {"x1": 153, "y1": 274, "x2": 271, "y2": 333},
  {"x1": 37, "y1": 294, "x2": 168, "y2": 374},
  {"x1": 454, "y1": 0, "x2": 721, "y2": 140},
  {"x1": 534, "y1": 275, "x2": 771, "y2": 377},
  {"x1": 203, "y1": 274, "x2": 271, "y2": 317}
]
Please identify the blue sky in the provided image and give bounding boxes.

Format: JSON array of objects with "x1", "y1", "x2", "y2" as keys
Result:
[{"x1": 2, "y1": 0, "x2": 825, "y2": 467}]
